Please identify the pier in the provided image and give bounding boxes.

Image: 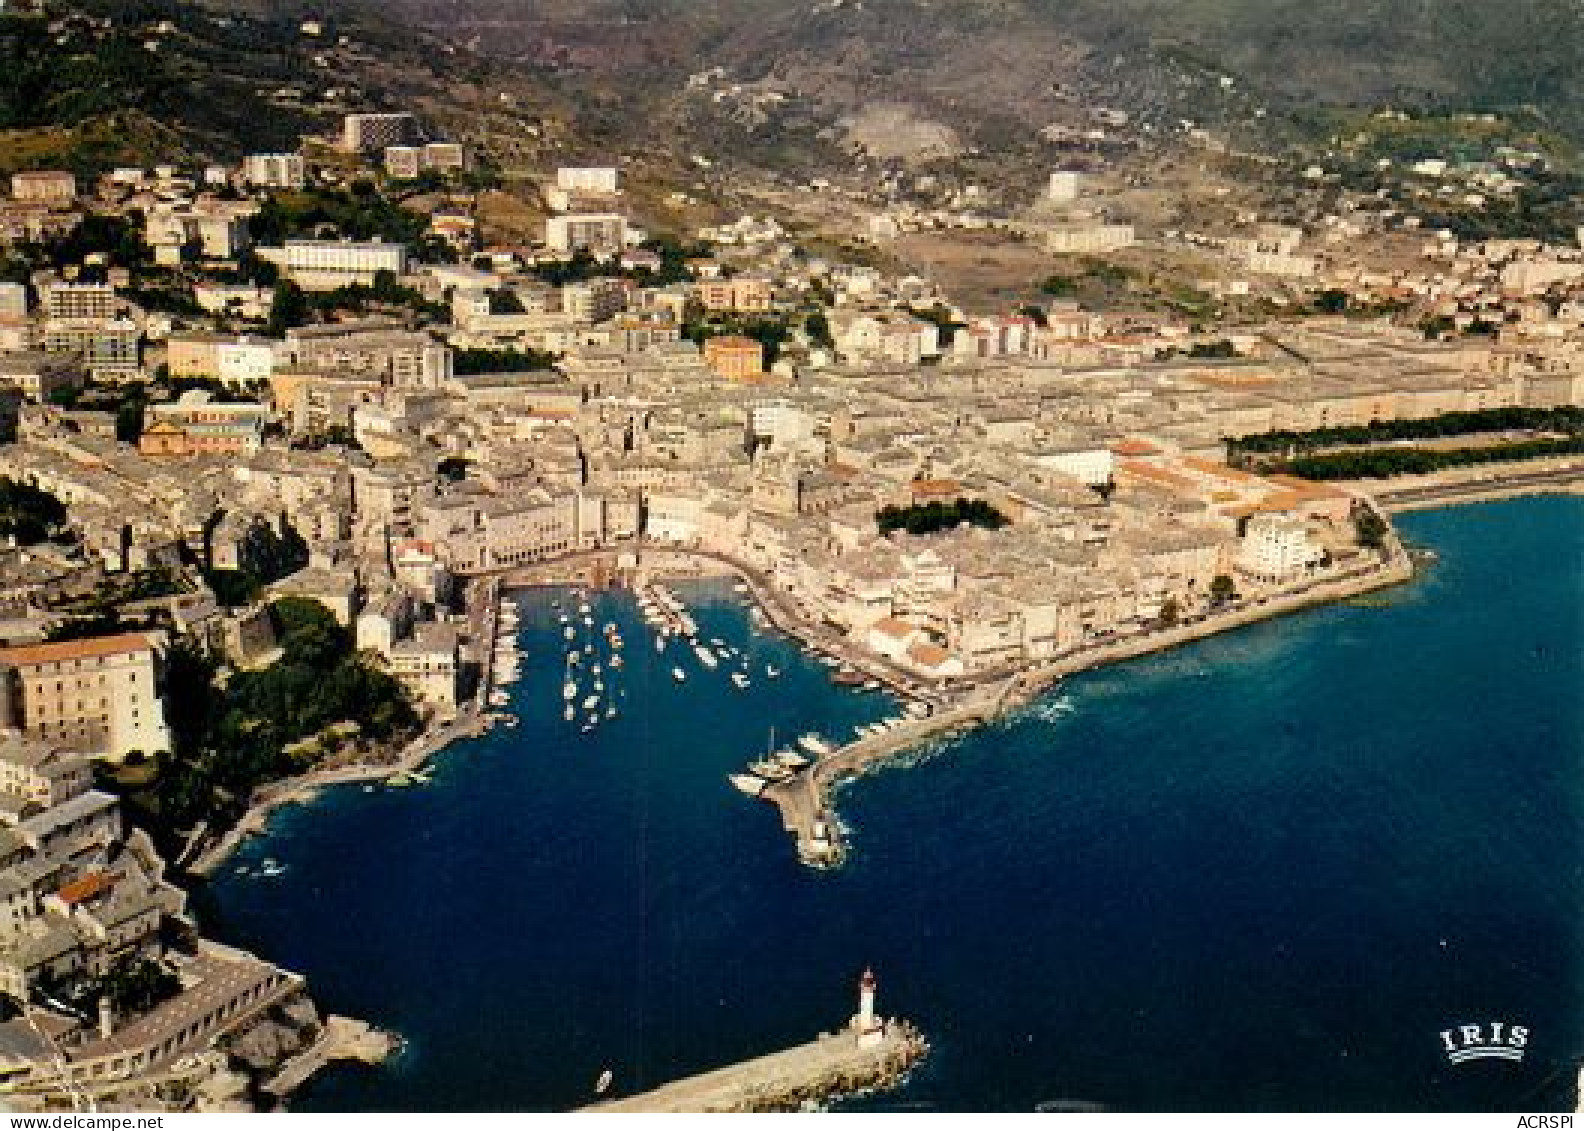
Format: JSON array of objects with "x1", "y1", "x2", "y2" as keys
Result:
[
  {"x1": 764, "y1": 693, "x2": 1006, "y2": 866},
  {"x1": 582, "y1": 1020, "x2": 926, "y2": 1112}
]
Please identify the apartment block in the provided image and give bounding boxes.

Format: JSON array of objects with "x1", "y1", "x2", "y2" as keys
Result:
[
  {"x1": 0, "y1": 633, "x2": 172, "y2": 759},
  {"x1": 545, "y1": 213, "x2": 627, "y2": 254},
  {"x1": 341, "y1": 112, "x2": 417, "y2": 153},
  {"x1": 241, "y1": 153, "x2": 306, "y2": 190},
  {"x1": 10, "y1": 171, "x2": 76, "y2": 203}
]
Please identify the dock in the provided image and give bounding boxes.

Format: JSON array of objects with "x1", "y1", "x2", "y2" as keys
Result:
[{"x1": 581, "y1": 1020, "x2": 927, "y2": 1112}]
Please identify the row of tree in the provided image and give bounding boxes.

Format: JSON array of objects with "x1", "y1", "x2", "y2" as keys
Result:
[
  {"x1": 1229, "y1": 407, "x2": 1584, "y2": 459},
  {"x1": 1286, "y1": 435, "x2": 1584, "y2": 480}
]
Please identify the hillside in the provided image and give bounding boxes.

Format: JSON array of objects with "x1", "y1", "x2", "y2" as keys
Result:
[
  {"x1": 383, "y1": 0, "x2": 1584, "y2": 165},
  {"x1": 0, "y1": 0, "x2": 533, "y2": 176}
]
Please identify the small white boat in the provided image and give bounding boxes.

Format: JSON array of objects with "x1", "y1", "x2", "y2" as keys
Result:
[
  {"x1": 774, "y1": 750, "x2": 810, "y2": 770},
  {"x1": 693, "y1": 644, "x2": 718, "y2": 669},
  {"x1": 672, "y1": 667, "x2": 686, "y2": 682},
  {"x1": 259, "y1": 858, "x2": 286, "y2": 877},
  {"x1": 564, "y1": 705, "x2": 575, "y2": 721},
  {"x1": 564, "y1": 627, "x2": 576, "y2": 641},
  {"x1": 605, "y1": 705, "x2": 617, "y2": 719},
  {"x1": 563, "y1": 680, "x2": 578, "y2": 701},
  {"x1": 582, "y1": 695, "x2": 600, "y2": 710},
  {"x1": 765, "y1": 664, "x2": 780, "y2": 678},
  {"x1": 654, "y1": 635, "x2": 666, "y2": 653},
  {"x1": 798, "y1": 733, "x2": 833, "y2": 756},
  {"x1": 596, "y1": 1069, "x2": 614, "y2": 1096},
  {"x1": 729, "y1": 773, "x2": 767, "y2": 797},
  {"x1": 731, "y1": 671, "x2": 750, "y2": 689},
  {"x1": 610, "y1": 654, "x2": 623, "y2": 669}
]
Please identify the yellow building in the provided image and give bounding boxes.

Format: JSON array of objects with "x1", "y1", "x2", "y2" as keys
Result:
[{"x1": 703, "y1": 335, "x2": 765, "y2": 381}]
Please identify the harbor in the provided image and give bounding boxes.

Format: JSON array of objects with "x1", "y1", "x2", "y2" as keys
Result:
[{"x1": 203, "y1": 498, "x2": 1584, "y2": 1113}]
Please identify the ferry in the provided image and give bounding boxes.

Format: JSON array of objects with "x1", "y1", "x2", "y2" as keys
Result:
[
  {"x1": 797, "y1": 733, "x2": 834, "y2": 757},
  {"x1": 692, "y1": 643, "x2": 719, "y2": 669},
  {"x1": 730, "y1": 671, "x2": 751, "y2": 689},
  {"x1": 672, "y1": 667, "x2": 687, "y2": 682},
  {"x1": 729, "y1": 773, "x2": 767, "y2": 797}
]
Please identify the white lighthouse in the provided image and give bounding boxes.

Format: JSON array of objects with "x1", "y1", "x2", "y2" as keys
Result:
[{"x1": 854, "y1": 967, "x2": 884, "y2": 1048}]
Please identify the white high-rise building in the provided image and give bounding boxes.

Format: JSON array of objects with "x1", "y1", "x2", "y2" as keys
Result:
[{"x1": 1048, "y1": 170, "x2": 1081, "y2": 202}]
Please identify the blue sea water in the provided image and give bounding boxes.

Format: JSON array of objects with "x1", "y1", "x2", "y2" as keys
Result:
[{"x1": 199, "y1": 497, "x2": 1584, "y2": 1111}]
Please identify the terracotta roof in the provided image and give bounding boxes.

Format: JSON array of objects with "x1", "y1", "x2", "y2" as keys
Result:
[
  {"x1": 907, "y1": 641, "x2": 951, "y2": 668},
  {"x1": 1109, "y1": 438, "x2": 1161, "y2": 457},
  {"x1": 57, "y1": 872, "x2": 116, "y2": 906},
  {"x1": 0, "y1": 632, "x2": 156, "y2": 668}
]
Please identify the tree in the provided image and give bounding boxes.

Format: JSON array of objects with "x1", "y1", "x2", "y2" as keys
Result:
[
  {"x1": 1158, "y1": 597, "x2": 1181, "y2": 628},
  {"x1": 1353, "y1": 505, "x2": 1389, "y2": 550},
  {"x1": 805, "y1": 311, "x2": 835, "y2": 351},
  {"x1": 266, "y1": 280, "x2": 310, "y2": 336},
  {"x1": 1209, "y1": 574, "x2": 1237, "y2": 606}
]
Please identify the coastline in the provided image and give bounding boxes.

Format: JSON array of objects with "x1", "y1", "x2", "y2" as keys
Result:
[
  {"x1": 186, "y1": 576, "x2": 504, "y2": 878},
  {"x1": 764, "y1": 540, "x2": 1416, "y2": 866}
]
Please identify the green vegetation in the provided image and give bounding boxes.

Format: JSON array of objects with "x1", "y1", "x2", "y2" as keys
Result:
[
  {"x1": 203, "y1": 518, "x2": 309, "y2": 609},
  {"x1": 683, "y1": 312, "x2": 793, "y2": 367},
  {"x1": 1228, "y1": 407, "x2": 1584, "y2": 463},
  {"x1": 1209, "y1": 574, "x2": 1238, "y2": 606},
  {"x1": 0, "y1": 477, "x2": 68, "y2": 545},
  {"x1": 35, "y1": 957, "x2": 181, "y2": 1020},
  {"x1": 453, "y1": 347, "x2": 560, "y2": 375},
  {"x1": 1353, "y1": 506, "x2": 1389, "y2": 550},
  {"x1": 1286, "y1": 436, "x2": 1584, "y2": 480},
  {"x1": 877, "y1": 497, "x2": 1009, "y2": 536},
  {"x1": 264, "y1": 272, "x2": 448, "y2": 333},
  {"x1": 130, "y1": 598, "x2": 418, "y2": 850},
  {"x1": 248, "y1": 184, "x2": 427, "y2": 247}
]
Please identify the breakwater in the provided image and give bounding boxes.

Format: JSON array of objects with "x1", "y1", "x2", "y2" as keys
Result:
[{"x1": 582, "y1": 1021, "x2": 927, "y2": 1112}]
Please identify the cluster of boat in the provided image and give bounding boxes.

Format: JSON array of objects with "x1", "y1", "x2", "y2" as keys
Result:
[
  {"x1": 559, "y1": 593, "x2": 625, "y2": 734},
  {"x1": 729, "y1": 732, "x2": 833, "y2": 797},
  {"x1": 637, "y1": 584, "x2": 780, "y2": 689},
  {"x1": 487, "y1": 599, "x2": 524, "y2": 710}
]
